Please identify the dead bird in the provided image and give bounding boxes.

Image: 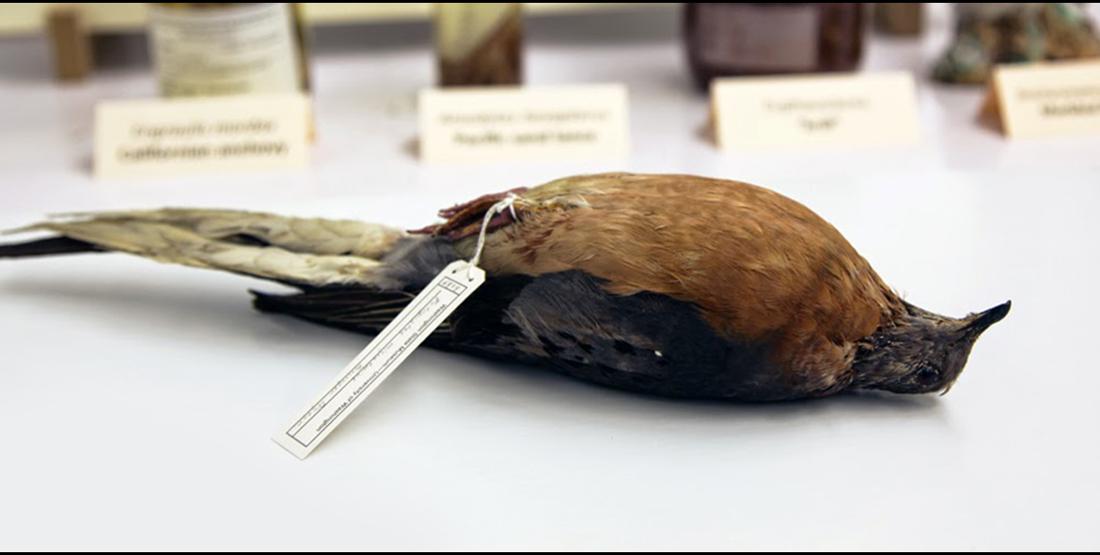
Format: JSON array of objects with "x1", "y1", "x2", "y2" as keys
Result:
[{"x1": 0, "y1": 173, "x2": 1009, "y2": 401}]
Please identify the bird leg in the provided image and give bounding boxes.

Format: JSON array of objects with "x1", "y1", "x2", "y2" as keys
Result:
[{"x1": 411, "y1": 187, "x2": 528, "y2": 240}]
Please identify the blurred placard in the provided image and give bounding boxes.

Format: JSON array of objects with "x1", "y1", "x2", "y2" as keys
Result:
[
  {"x1": 711, "y1": 71, "x2": 920, "y2": 150},
  {"x1": 985, "y1": 60, "x2": 1100, "y2": 139},
  {"x1": 94, "y1": 94, "x2": 310, "y2": 179},
  {"x1": 418, "y1": 84, "x2": 629, "y2": 164}
]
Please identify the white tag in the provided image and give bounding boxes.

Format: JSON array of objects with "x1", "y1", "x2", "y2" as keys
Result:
[{"x1": 273, "y1": 260, "x2": 486, "y2": 459}]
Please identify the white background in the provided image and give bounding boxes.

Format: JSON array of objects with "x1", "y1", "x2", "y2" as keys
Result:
[{"x1": 1, "y1": 5, "x2": 1098, "y2": 550}]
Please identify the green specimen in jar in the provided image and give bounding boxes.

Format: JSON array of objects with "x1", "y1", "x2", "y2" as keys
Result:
[{"x1": 934, "y1": 3, "x2": 1100, "y2": 85}]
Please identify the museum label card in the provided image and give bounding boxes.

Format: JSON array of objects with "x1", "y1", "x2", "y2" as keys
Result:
[
  {"x1": 418, "y1": 84, "x2": 630, "y2": 163},
  {"x1": 94, "y1": 93, "x2": 310, "y2": 179},
  {"x1": 711, "y1": 71, "x2": 920, "y2": 149},
  {"x1": 273, "y1": 195, "x2": 518, "y2": 459},
  {"x1": 985, "y1": 60, "x2": 1100, "y2": 138},
  {"x1": 274, "y1": 260, "x2": 486, "y2": 460}
]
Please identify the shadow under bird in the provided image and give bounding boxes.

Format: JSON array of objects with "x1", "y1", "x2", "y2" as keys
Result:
[{"x1": 0, "y1": 173, "x2": 1010, "y2": 401}]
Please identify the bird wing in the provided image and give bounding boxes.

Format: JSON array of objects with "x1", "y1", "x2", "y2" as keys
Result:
[
  {"x1": 251, "y1": 268, "x2": 772, "y2": 398},
  {"x1": 452, "y1": 270, "x2": 750, "y2": 398},
  {"x1": 252, "y1": 287, "x2": 422, "y2": 333}
]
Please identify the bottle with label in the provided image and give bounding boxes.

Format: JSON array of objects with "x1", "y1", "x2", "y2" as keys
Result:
[
  {"x1": 683, "y1": 3, "x2": 866, "y2": 89},
  {"x1": 435, "y1": 3, "x2": 523, "y2": 87},
  {"x1": 148, "y1": 3, "x2": 311, "y2": 97},
  {"x1": 873, "y1": 3, "x2": 923, "y2": 36}
]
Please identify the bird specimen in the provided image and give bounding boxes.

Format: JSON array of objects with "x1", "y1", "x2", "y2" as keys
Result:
[
  {"x1": 934, "y1": 3, "x2": 1100, "y2": 85},
  {"x1": 0, "y1": 173, "x2": 1009, "y2": 401}
]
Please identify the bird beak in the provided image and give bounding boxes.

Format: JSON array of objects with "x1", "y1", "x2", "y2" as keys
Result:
[
  {"x1": 963, "y1": 300, "x2": 1012, "y2": 337},
  {"x1": 938, "y1": 301, "x2": 1010, "y2": 397}
]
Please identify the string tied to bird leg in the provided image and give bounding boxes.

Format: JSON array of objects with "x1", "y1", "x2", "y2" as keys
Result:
[
  {"x1": 272, "y1": 197, "x2": 515, "y2": 460},
  {"x1": 468, "y1": 193, "x2": 518, "y2": 275}
]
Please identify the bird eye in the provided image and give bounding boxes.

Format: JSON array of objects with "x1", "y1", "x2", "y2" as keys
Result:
[{"x1": 915, "y1": 365, "x2": 940, "y2": 385}]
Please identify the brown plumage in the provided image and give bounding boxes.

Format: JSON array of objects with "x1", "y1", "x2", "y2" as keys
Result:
[
  {"x1": 458, "y1": 174, "x2": 905, "y2": 395},
  {"x1": 0, "y1": 173, "x2": 1009, "y2": 401}
]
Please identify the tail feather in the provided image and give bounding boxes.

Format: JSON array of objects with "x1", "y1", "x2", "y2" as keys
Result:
[
  {"x1": 50, "y1": 208, "x2": 407, "y2": 258},
  {"x1": 1, "y1": 210, "x2": 405, "y2": 288},
  {"x1": 0, "y1": 236, "x2": 102, "y2": 258},
  {"x1": 251, "y1": 287, "x2": 448, "y2": 337}
]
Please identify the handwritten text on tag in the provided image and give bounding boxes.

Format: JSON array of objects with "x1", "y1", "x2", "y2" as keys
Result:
[{"x1": 273, "y1": 260, "x2": 485, "y2": 459}]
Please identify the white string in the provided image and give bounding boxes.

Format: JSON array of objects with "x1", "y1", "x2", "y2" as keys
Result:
[{"x1": 468, "y1": 193, "x2": 518, "y2": 272}]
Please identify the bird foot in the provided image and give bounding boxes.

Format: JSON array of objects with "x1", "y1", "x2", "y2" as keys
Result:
[{"x1": 410, "y1": 187, "x2": 528, "y2": 240}]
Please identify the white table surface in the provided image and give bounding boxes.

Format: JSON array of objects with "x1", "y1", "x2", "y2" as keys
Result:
[{"x1": 1, "y1": 6, "x2": 1098, "y2": 551}]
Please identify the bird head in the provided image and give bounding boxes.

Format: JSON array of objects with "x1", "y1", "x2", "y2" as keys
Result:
[{"x1": 851, "y1": 300, "x2": 1011, "y2": 395}]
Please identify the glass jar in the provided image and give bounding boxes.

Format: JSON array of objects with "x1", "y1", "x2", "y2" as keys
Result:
[
  {"x1": 434, "y1": 3, "x2": 523, "y2": 87},
  {"x1": 683, "y1": 3, "x2": 865, "y2": 89},
  {"x1": 933, "y1": 3, "x2": 1100, "y2": 85},
  {"x1": 873, "y1": 3, "x2": 923, "y2": 36},
  {"x1": 148, "y1": 3, "x2": 311, "y2": 97}
]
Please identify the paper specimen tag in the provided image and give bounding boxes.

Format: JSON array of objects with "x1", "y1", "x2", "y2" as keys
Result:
[
  {"x1": 710, "y1": 71, "x2": 920, "y2": 150},
  {"x1": 418, "y1": 84, "x2": 630, "y2": 163},
  {"x1": 94, "y1": 93, "x2": 310, "y2": 179},
  {"x1": 982, "y1": 60, "x2": 1100, "y2": 138},
  {"x1": 273, "y1": 260, "x2": 485, "y2": 459}
]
